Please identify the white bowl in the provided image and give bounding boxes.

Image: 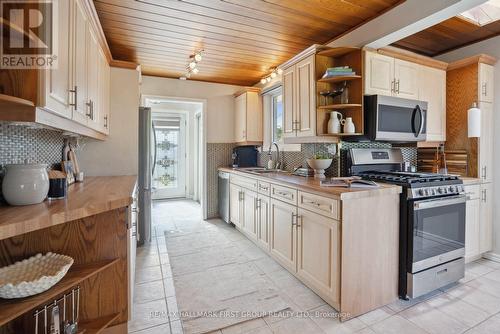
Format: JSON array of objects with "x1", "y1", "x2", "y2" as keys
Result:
[
  {"x1": 306, "y1": 158, "x2": 333, "y2": 170},
  {"x1": 0, "y1": 252, "x2": 74, "y2": 299},
  {"x1": 2, "y1": 163, "x2": 49, "y2": 206}
]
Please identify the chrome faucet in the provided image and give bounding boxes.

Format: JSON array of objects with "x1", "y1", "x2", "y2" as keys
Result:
[{"x1": 268, "y1": 142, "x2": 281, "y2": 170}]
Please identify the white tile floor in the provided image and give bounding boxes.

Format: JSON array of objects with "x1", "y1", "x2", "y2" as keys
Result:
[{"x1": 129, "y1": 200, "x2": 500, "y2": 334}]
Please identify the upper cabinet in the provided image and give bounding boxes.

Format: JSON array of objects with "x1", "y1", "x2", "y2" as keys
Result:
[
  {"x1": 419, "y1": 66, "x2": 446, "y2": 142},
  {"x1": 393, "y1": 59, "x2": 419, "y2": 100},
  {"x1": 234, "y1": 88, "x2": 263, "y2": 144},
  {"x1": 479, "y1": 63, "x2": 494, "y2": 103},
  {"x1": 0, "y1": 0, "x2": 112, "y2": 140}
]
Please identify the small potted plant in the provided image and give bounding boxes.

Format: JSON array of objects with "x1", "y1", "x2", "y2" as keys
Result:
[{"x1": 306, "y1": 153, "x2": 333, "y2": 179}]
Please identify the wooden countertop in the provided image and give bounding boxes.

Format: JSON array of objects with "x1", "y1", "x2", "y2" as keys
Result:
[
  {"x1": 219, "y1": 168, "x2": 401, "y2": 200},
  {"x1": 0, "y1": 176, "x2": 137, "y2": 240},
  {"x1": 460, "y1": 177, "x2": 482, "y2": 185}
]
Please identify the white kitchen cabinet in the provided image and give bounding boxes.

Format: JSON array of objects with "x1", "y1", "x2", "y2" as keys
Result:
[
  {"x1": 479, "y1": 102, "x2": 493, "y2": 183},
  {"x1": 270, "y1": 198, "x2": 297, "y2": 272},
  {"x1": 283, "y1": 54, "x2": 316, "y2": 139},
  {"x1": 479, "y1": 63, "x2": 494, "y2": 103},
  {"x1": 230, "y1": 184, "x2": 242, "y2": 228},
  {"x1": 296, "y1": 208, "x2": 340, "y2": 305},
  {"x1": 242, "y1": 189, "x2": 259, "y2": 241},
  {"x1": 86, "y1": 25, "x2": 100, "y2": 131},
  {"x1": 364, "y1": 52, "x2": 395, "y2": 96},
  {"x1": 41, "y1": 0, "x2": 72, "y2": 119},
  {"x1": 72, "y1": 0, "x2": 89, "y2": 125},
  {"x1": 419, "y1": 66, "x2": 446, "y2": 142},
  {"x1": 98, "y1": 48, "x2": 110, "y2": 134},
  {"x1": 257, "y1": 195, "x2": 270, "y2": 250},
  {"x1": 465, "y1": 184, "x2": 481, "y2": 262},
  {"x1": 234, "y1": 90, "x2": 262, "y2": 143},
  {"x1": 480, "y1": 183, "x2": 493, "y2": 253},
  {"x1": 394, "y1": 59, "x2": 419, "y2": 99}
]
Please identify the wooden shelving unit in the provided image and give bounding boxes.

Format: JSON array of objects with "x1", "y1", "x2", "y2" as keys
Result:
[
  {"x1": 0, "y1": 259, "x2": 119, "y2": 327},
  {"x1": 318, "y1": 104, "x2": 362, "y2": 110},
  {"x1": 315, "y1": 47, "x2": 364, "y2": 138},
  {"x1": 78, "y1": 313, "x2": 121, "y2": 334}
]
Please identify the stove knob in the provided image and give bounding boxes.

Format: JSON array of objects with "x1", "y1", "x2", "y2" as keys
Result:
[
  {"x1": 449, "y1": 186, "x2": 455, "y2": 193},
  {"x1": 418, "y1": 189, "x2": 425, "y2": 196},
  {"x1": 437, "y1": 188, "x2": 444, "y2": 194},
  {"x1": 431, "y1": 189, "x2": 436, "y2": 195}
]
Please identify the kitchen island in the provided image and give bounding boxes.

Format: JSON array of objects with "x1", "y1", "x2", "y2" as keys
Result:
[
  {"x1": 220, "y1": 168, "x2": 402, "y2": 320},
  {"x1": 0, "y1": 176, "x2": 137, "y2": 334}
]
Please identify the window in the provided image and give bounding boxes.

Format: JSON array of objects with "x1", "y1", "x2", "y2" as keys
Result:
[{"x1": 271, "y1": 89, "x2": 283, "y2": 143}]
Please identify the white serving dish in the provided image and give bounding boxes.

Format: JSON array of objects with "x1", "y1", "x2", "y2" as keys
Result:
[
  {"x1": 0, "y1": 252, "x2": 74, "y2": 299},
  {"x1": 306, "y1": 158, "x2": 333, "y2": 179},
  {"x1": 2, "y1": 163, "x2": 50, "y2": 206}
]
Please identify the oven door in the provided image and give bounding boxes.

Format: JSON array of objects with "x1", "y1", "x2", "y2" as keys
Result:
[
  {"x1": 374, "y1": 95, "x2": 427, "y2": 142},
  {"x1": 410, "y1": 195, "x2": 466, "y2": 273}
]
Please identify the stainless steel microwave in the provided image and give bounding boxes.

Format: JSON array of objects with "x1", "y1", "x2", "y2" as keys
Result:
[{"x1": 364, "y1": 95, "x2": 428, "y2": 142}]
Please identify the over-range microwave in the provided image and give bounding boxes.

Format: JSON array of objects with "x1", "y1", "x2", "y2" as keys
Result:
[{"x1": 363, "y1": 95, "x2": 428, "y2": 142}]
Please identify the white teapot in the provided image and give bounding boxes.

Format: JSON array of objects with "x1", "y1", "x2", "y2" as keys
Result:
[{"x1": 327, "y1": 111, "x2": 343, "y2": 134}]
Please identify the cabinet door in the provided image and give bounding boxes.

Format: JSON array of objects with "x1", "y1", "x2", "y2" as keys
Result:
[
  {"x1": 465, "y1": 185, "x2": 481, "y2": 261},
  {"x1": 43, "y1": 0, "x2": 72, "y2": 118},
  {"x1": 394, "y1": 59, "x2": 419, "y2": 99},
  {"x1": 270, "y1": 199, "x2": 297, "y2": 272},
  {"x1": 297, "y1": 208, "x2": 340, "y2": 304},
  {"x1": 479, "y1": 183, "x2": 493, "y2": 253},
  {"x1": 230, "y1": 184, "x2": 242, "y2": 228},
  {"x1": 98, "y1": 49, "x2": 110, "y2": 134},
  {"x1": 86, "y1": 26, "x2": 100, "y2": 131},
  {"x1": 296, "y1": 55, "x2": 315, "y2": 137},
  {"x1": 479, "y1": 63, "x2": 494, "y2": 103},
  {"x1": 234, "y1": 93, "x2": 247, "y2": 142},
  {"x1": 282, "y1": 66, "x2": 296, "y2": 138},
  {"x1": 242, "y1": 189, "x2": 258, "y2": 240},
  {"x1": 364, "y1": 52, "x2": 394, "y2": 96},
  {"x1": 257, "y1": 195, "x2": 271, "y2": 250},
  {"x1": 419, "y1": 66, "x2": 446, "y2": 142},
  {"x1": 479, "y1": 102, "x2": 493, "y2": 182},
  {"x1": 72, "y1": 0, "x2": 88, "y2": 125},
  {"x1": 245, "y1": 92, "x2": 263, "y2": 142}
]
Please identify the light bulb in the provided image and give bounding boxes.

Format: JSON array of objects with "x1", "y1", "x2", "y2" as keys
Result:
[
  {"x1": 260, "y1": 78, "x2": 267, "y2": 84},
  {"x1": 271, "y1": 72, "x2": 277, "y2": 78},
  {"x1": 189, "y1": 61, "x2": 197, "y2": 69},
  {"x1": 192, "y1": 67, "x2": 199, "y2": 74},
  {"x1": 186, "y1": 72, "x2": 191, "y2": 78},
  {"x1": 277, "y1": 68, "x2": 283, "y2": 75},
  {"x1": 266, "y1": 77, "x2": 271, "y2": 83},
  {"x1": 194, "y1": 53, "x2": 202, "y2": 62}
]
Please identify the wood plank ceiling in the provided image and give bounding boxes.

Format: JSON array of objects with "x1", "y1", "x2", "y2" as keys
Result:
[
  {"x1": 393, "y1": 16, "x2": 500, "y2": 57},
  {"x1": 94, "y1": 0, "x2": 402, "y2": 86}
]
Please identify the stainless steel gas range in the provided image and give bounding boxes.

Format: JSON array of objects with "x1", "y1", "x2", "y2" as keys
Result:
[{"x1": 346, "y1": 148, "x2": 466, "y2": 299}]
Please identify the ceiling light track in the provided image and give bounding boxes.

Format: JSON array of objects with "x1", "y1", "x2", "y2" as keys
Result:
[{"x1": 260, "y1": 67, "x2": 283, "y2": 84}]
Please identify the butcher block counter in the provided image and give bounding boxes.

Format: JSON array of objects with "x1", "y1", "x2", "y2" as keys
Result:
[
  {"x1": 0, "y1": 176, "x2": 137, "y2": 334},
  {"x1": 219, "y1": 167, "x2": 401, "y2": 321}
]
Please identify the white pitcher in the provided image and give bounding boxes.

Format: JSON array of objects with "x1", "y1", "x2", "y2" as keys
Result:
[
  {"x1": 343, "y1": 117, "x2": 356, "y2": 134},
  {"x1": 327, "y1": 111, "x2": 343, "y2": 134}
]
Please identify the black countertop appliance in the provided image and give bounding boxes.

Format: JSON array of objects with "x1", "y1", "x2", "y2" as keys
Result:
[{"x1": 232, "y1": 145, "x2": 259, "y2": 168}]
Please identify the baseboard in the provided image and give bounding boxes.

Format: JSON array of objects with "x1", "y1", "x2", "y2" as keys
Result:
[{"x1": 483, "y1": 252, "x2": 500, "y2": 263}]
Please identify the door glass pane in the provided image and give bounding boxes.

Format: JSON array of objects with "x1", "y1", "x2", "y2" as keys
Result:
[{"x1": 153, "y1": 118, "x2": 180, "y2": 191}]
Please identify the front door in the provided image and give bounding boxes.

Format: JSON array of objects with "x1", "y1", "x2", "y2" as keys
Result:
[{"x1": 152, "y1": 113, "x2": 187, "y2": 199}]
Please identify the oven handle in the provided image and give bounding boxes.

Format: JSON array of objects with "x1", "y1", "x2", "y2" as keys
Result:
[{"x1": 413, "y1": 195, "x2": 466, "y2": 210}]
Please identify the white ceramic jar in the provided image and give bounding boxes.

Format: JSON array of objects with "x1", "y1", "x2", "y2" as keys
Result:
[{"x1": 2, "y1": 164, "x2": 49, "y2": 206}]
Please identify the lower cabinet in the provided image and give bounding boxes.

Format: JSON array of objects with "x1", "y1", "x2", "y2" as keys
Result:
[
  {"x1": 270, "y1": 198, "x2": 297, "y2": 272},
  {"x1": 242, "y1": 189, "x2": 259, "y2": 241},
  {"x1": 230, "y1": 184, "x2": 242, "y2": 228},
  {"x1": 480, "y1": 183, "x2": 493, "y2": 253},
  {"x1": 465, "y1": 184, "x2": 481, "y2": 261},
  {"x1": 257, "y1": 195, "x2": 271, "y2": 250},
  {"x1": 297, "y1": 208, "x2": 340, "y2": 305}
]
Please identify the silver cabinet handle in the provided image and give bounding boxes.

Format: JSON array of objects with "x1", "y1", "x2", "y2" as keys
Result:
[
  {"x1": 482, "y1": 83, "x2": 487, "y2": 96},
  {"x1": 482, "y1": 189, "x2": 487, "y2": 202},
  {"x1": 291, "y1": 213, "x2": 296, "y2": 226},
  {"x1": 69, "y1": 86, "x2": 78, "y2": 110},
  {"x1": 304, "y1": 199, "x2": 321, "y2": 207},
  {"x1": 104, "y1": 115, "x2": 108, "y2": 128},
  {"x1": 86, "y1": 100, "x2": 94, "y2": 118},
  {"x1": 391, "y1": 79, "x2": 395, "y2": 93},
  {"x1": 396, "y1": 79, "x2": 400, "y2": 94},
  {"x1": 483, "y1": 166, "x2": 487, "y2": 180}
]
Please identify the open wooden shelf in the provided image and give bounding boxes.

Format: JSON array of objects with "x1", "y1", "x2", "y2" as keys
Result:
[
  {"x1": 318, "y1": 75, "x2": 361, "y2": 83},
  {"x1": 0, "y1": 259, "x2": 119, "y2": 327},
  {"x1": 318, "y1": 104, "x2": 362, "y2": 110},
  {"x1": 78, "y1": 313, "x2": 120, "y2": 334},
  {"x1": 317, "y1": 47, "x2": 361, "y2": 58}
]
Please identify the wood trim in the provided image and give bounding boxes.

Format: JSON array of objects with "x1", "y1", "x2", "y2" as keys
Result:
[
  {"x1": 279, "y1": 44, "x2": 327, "y2": 70},
  {"x1": 376, "y1": 46, "x2": 448, "y2": 70},
  {"x1": 447, "y1": 54, "x2": 498, "y2": 71},
  {"x1": 109, "y1": 59, "x2": 140, "y2": 70},
  {"x1": 233, "y1": 87, "x2": 261, "y2": 97},
  {"x1": 80, "y1": 0, "x2": 113, "y2": 63},
  {"x1": 317, "y1": 47, "x2": 361, "y2": 58}
]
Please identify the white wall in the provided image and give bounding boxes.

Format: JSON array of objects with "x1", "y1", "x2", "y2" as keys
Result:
[
  {"x1": 78, "y1": 67, "x2": 140, "y2": 176},
  {"x1": 437, "y1": 36, "x2": 500, "y2": 256},
  {"x1": 141, "y1": 76, "x2": 244, "y2": 143}
]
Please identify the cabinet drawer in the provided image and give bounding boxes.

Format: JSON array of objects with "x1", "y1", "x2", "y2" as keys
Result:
[
  {"x1": 464, "y1": 184, "x2": 480, "y2": 200},
  {"x1": 258, "y1": 181, "x2": 271, "y2": 196},
  {"x1": 298, "y1": 191, "x2": 340, "y2": 220},
  {"x1": 231, "y1": 175, "x2": 258, "y2": 191},
  {"x1": 271, "y1": 184, "x2": 297, "y2": 205}
]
